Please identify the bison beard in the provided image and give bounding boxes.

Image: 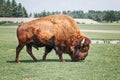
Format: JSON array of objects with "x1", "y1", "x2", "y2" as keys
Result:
[{"x1": 15, "y1": 14, "x2": 91, "y2": 62}]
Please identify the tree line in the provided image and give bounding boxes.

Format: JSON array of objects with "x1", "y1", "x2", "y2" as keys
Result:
[
  {"x1": 33, "y1": 10, "x2": 120, "y2": 22},
  {"x1": 0, "y1": 0, "x2": 28, "y2": 17},
  {"x1": 0, "y1": 0, "x2": 120, "y2": 22}
]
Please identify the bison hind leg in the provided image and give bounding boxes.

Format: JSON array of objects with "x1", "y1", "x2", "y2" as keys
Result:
[
  {"x1": 42, "y1": 46, "x2": 53, "y2": 61},
  {"x1": 15, "y1": 44, "x2": 25, "y2": 62},
  {"x1": 26, "y1": 44, "x2": 38, "y2": 62}
]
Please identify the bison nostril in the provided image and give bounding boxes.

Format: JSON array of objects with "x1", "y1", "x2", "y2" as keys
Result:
[
  {"x1": 80, "y1": 57, "x2": 85, "y2": 60},
  {"x1": 82, "y1": 58, "x2": 85, "y2": 60}
]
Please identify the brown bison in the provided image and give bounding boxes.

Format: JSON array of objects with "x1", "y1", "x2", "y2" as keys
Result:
[{"x1": 15, "y1": 14, "x2": 91, "y2": 62}]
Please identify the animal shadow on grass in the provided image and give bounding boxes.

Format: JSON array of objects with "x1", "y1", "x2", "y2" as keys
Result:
[
  {"x1": 7, "y1": 59, "x2": 73, "y2": 63},
  {"x1": 44, "y1": 59, "x2": 72, "y2": 62},
  {"x1": 7, "y1": 60, "x2": 40, "y2": 63}
]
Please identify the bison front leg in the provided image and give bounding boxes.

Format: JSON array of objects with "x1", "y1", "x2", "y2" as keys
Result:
[
  {"x1": 58, "y1": 53, "x2": 64, "y2": 62},
  {"x1": 42, "y1": 46, "x2": 53, "y2": 61},
  {"x1": 69, "y1": 54, "x2": 74, "y2": 62},
  {"x1": 26, "y1": 44, "x2": 38, "y2": 62},
  {"x1": 15, "y1": 44, "x2": 24, "y2": 62},
  {"x1": 55, "y1": 47, "x2": 64, "y2": 62}
]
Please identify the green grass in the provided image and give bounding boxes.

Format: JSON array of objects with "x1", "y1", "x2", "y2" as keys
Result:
[
  {"x1": 1, "y1": 44, "x2": 120, "y2": 80},
  {"x1": 84, "y1": 32, "x2": 120, "y2": 39},
  {"x1": 0, "y1": 22, "x2": 19, "y2": 26},
  {"x1": 78, "y1": 23, "x2": 120, "y2": 39},
  {"x1": 78, "y1": 23, "x2": 120, "y2": 30},
  {"x1": 0, "y1": 24, "x2": 120, "y2": 80}
]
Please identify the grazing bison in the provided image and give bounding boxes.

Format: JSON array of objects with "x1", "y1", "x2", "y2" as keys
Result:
[{"x1": 15, "y1": 14, "x2": 91, "y2": 62}]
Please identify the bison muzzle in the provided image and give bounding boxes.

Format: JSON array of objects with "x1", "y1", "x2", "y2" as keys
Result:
[{"x1": 15, "y1": 14, "x2": 91, "y2": 62}]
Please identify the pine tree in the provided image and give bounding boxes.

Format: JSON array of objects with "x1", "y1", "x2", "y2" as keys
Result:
[
  {"x1": 104, "y1": 11, "x2": 116, "y2": 22},
  {"x1": 29, "y1": 13, "x2": 32, "y2": 17},
  {"x1": 11, "y1": 0, "x2": 18, "y2": 17},
  {"x1": 0, "y1": 0, "x2": 5, "y2": 17},
  {"x1": 22, "y1": 7, "x2": 28, "y2": 17},
  {"x1": 0, "y1": 0, "x2": 28, "y2": 17},
  {"x1": 6, "y1": 0, "x2": 12, "y2": 17},
  {"x1": 16, "y1": 3, "x2": 24, "y2": 17}
]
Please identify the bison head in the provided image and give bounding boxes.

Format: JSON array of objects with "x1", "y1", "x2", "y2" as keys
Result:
[{"x1": 71, "y1": 36, "x2": 91, "y2": 61}]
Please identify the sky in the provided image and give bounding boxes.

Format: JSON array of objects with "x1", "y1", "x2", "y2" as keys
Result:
[{"x1": 16, "y1": 0, "x2": 120, "y2": 13}]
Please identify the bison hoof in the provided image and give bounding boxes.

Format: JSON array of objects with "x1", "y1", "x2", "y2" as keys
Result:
[
  {"x1": 33, "y1": 59, "x2": 38, "y2": 62},
  {"x1": 15, "y1": 60, "x2": 20, "y2": 63},
  {"x1": 42, "y1": 58, "x2": 46, "y2": 61},
  {"x1": 60, "y1": 60, "x2": 65, "y2": 62},
  {"x1": 15, "y1": 59, "x2": 20, "y2": 63}
]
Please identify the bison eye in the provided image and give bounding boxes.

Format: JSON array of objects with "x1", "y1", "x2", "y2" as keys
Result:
[
  {"x1": 76, "y1": 45, "x2": 80, "y2": 49},
  {"x1": 77, "y1": 45, "x2": 80, "y2": 49}
]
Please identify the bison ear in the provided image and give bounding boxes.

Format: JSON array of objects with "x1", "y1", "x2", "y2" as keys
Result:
[{"x1": 80, "y1": 38, "x2": 85, "y2": 47}]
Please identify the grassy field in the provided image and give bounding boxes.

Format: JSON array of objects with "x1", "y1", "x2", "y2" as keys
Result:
[
  {"x1": 0, "y1": 24, "x2": 120, "y2": 80},
  {"x1": 78, "y1": 24, "x2": 120, "y2": 39},
  {"x1": 78, "y1": 23, "x2": 120, "y2": 30}
]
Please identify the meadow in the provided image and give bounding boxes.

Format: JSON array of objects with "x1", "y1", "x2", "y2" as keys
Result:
[
  {"x1": 78, "y1": 24, "x2": 120, "y2": 40},
  {"x1": 0, "y1": 24, "x2": 120, "y2": 80}
]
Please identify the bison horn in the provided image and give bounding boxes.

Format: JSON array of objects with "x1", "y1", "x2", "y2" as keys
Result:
[{"x1": 81, "y1": 38, "x2": 85, "y2": 47}]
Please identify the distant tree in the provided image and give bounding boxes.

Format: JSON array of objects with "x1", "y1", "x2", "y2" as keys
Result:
[
  {"x1": 0, "y1": 0, "x2": 6, "y2": 17},
  {"x1": 114, "y1": 11, "x2": 120, "y2": 21},
  {"x1": 46, "y1": 11, "x2": 51, "y2": 16},
  {"x1": 33, "y1": 10, "x2": 120, "y2": 22},
  {"x1": 15, "y1": 3, "x2": 22, "y2": 17},
  {"x1": 62, "y1": 10, "x2": 67, "y2": 14},
  {"x1": 5, "y1": 0, "x2": 12, "y2": 17},
  {"x1": 42, "y1": 10, "x2": 47, "y2": 17},
  {"x1": 0, "y1": 0, "x2": 4, "y2": 5},
  {"x1": 104, "y1": 11, "x2": 116, "y2": 22},
  {"x1": 29, "y1": 13, "x2": 32, "y2": 18},
  {"x1": 11, "y1": 0, "x2": 18, "y2": 17},
  {"x1": 0, "y1": 0, "x2": 4, "y2": 16},
  {"x1": 0, "y1": 0, "x2": 28, "y2": 17},
  {"x1": 33, "y1": 13, "x2": 36, "y2": 17},
  {"x1": 7, "y1": 0, "x2": 28, "y2": 17},
  {"x1": 22, "y1": 7, "x2": 28, "y2": 17}
]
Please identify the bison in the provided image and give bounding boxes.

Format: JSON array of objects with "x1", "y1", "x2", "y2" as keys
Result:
[{"x1": 15, "y1": 14, "x2": 91, "y2": 62}]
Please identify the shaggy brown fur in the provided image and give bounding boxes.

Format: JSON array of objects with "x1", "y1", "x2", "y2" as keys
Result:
[{"x1": 15, "y1": 14, "x2": 91, "y2": 62}]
